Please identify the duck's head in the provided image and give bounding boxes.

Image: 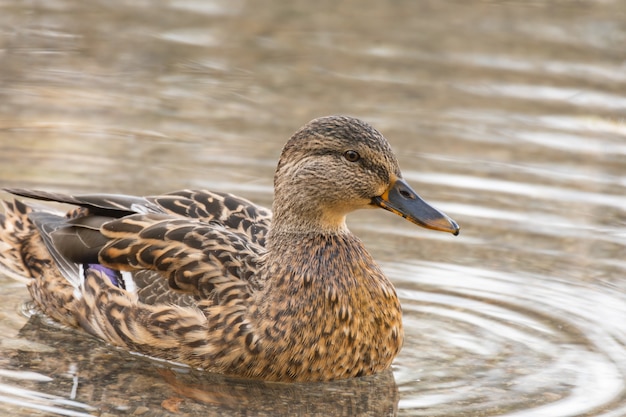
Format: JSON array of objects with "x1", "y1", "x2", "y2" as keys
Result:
[{"x1": 271, "y1": 115, "x2": 459, "y2": 236}]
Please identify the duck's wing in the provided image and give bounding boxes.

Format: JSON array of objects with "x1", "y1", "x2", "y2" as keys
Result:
[
  {"x1": 5, "y1": 188, "x2": 272, "y2": 246},
  {"x1": 21, "y1": 211, "x2": 195, "y2": 308},
  {"x1": 54, "y1": 213, "x2": 264, "y2": 298},
  {"x1": 10, "y1": 206, "x2": 261, "y2": 365},
  {"x1": 153, "y1": 190, "x2": 271, "y2": 246},
  {"x1": 4, "y1": 189, "x2": 267, "y2": 300}
]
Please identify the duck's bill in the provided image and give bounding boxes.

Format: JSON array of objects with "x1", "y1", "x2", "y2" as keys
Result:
[{"x1": 372, "y1": 177, "x2": 460, "y2": 236}]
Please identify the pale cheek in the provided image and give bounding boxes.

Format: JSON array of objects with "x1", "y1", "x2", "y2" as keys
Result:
[
  {"x1": 373, "y1": 182, "x2": 389, "y2": 197},
  {"x1": 322, "y1": 198, "x2": 371, "y2": 221},
  {"x1": 345, "y1": 197, "x2": 376, "y2": 212}
]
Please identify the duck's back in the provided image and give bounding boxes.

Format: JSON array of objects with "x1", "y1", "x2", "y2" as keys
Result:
[
  {"x1": 153, "y1": 189, "x2": 271, "y2": 246},
  {"x1": 0, "y1": 188, "x2": 272, "y2": 317}
]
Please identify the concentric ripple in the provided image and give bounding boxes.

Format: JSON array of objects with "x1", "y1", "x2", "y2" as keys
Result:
[{"x1": 388, "y1": 261, "x2": 626, "y2": 417}]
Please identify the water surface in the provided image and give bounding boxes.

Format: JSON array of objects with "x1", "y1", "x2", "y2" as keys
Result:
[{"x1": 0, "y1": 1, "x2": 625, "y2": 416}]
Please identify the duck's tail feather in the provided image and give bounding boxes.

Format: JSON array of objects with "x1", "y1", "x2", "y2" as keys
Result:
[
  {"x1": 0, "y1": 199, "x2": 41, "y2": 282},
  {"x1": 3, "y1": 188, "x2": 164, "y2": 217},
  {"x1": 0, "y1": 199, "x2": 86, "y2": 288},
  {"x1": 47, "y1": 215, "x2": 111, "y2": 265},
  {"x1": 27, "y1": 211, "x2": 84, "y2": 288}
]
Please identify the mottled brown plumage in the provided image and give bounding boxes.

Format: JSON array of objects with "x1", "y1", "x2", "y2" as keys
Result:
[{"x1": 0, "y1": 116, "x2": 459, "y2": 382}]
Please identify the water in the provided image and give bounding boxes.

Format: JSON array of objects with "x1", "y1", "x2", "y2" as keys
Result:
[{"x1": 0, "y1": 0, "x2": 625, "y2": 416}]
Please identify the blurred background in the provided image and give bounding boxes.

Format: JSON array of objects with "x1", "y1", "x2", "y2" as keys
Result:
[{"x1": 0, "y1": 1, "x2": 625, "y2": 416}]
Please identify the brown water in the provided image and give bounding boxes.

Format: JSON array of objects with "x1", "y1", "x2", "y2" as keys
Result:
[{"x1": 1, "y1": 1, "x2": 625, "y2": 416}]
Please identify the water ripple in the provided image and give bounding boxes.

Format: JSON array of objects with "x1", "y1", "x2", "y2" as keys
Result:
[
  {"x1": 457, "y1": 83, "x2": 626, "y2": 111},
  {"x1": 406, "y1": 172, "x2": 626, "y2": 209},
  {"x1": 388, "y1": 261, "x2": 626, "y2": 417}
]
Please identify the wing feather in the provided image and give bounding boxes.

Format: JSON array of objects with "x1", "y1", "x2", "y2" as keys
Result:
[{"x1": 3, "y1": 188, "x2": 270, "y2": 305}]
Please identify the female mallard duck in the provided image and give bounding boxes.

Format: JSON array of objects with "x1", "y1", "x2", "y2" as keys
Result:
[{"x1": 0, "y1": 116, "x2": 459, "y2": 382}]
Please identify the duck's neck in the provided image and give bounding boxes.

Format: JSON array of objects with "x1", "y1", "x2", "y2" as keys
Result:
[
  {"x1": 266, "y1": 227, "x2": 351, "y2": 262},
  {"x1": 268, "y1": 196, "x2": 351, "y2": 238},
  {"x1": 263, "y1": 228, "x2": 394, "y2": 300},
  {"x1": 266, "y1": 222, "x2": 348, "y2": 251}
]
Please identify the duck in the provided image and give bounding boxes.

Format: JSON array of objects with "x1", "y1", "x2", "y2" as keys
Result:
[{"x1": 0, "y1": 115, "x2": 459, "y2": 382}]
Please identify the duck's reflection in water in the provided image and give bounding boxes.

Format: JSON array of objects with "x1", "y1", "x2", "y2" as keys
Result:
[{"x1": 11, "y1": 313, "x2": 398, "y2": 417}]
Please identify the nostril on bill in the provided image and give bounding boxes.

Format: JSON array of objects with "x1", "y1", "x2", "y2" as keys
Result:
[{"x1": 399, "y1": 189, "x2": 414, "y2": 199}]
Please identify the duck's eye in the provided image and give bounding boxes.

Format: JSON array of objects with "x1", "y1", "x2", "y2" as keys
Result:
[{"x1": 343, "y1": 150, "x2": 360, "y2": 162}]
